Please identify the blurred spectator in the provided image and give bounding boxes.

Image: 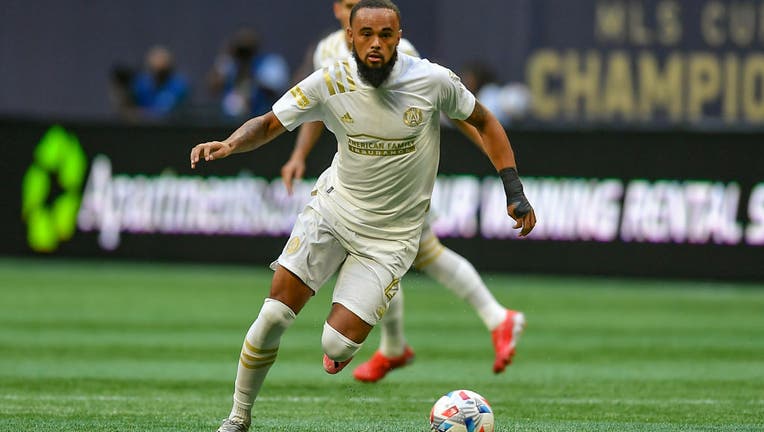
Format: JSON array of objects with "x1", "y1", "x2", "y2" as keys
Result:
[
  {"x1": 208, "y1": 28, "x2": 290, "y2": 119},
  {"x1": 460, "y1": 60, "x2": 531, "y2": 126},
  {"x1": 461, "y1": 61, "x2": 497, "y2": 97},
  {"x1": 130, "y1": 45, "x2": 190, "y2": 119},
  {"x1": 108, "y1": 63, "x2": 137, "y2": 120}
]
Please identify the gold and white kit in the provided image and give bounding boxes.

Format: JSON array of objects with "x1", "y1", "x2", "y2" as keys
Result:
[{"x1": 271, "y1": 52, "x2": 476, "y2": 325}]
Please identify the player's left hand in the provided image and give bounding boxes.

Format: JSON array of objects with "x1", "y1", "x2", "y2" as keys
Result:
[
  {"x1": 280, "y1": 157, "x2": 306, "y2": 195},
  {"x1": 508, "y1": 203, "x2": 536, "y2": 237}
]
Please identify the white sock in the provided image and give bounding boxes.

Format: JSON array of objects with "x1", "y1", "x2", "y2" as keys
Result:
[
  {"x1": 229, "y1": 298, "x2": 295, "y2": 423},
  {"x1": 378, "y1": 289, "x2": 406, "y2": 357},
  {"x1": 420, "y1": 247, "x2": 506, "y2": 330}
]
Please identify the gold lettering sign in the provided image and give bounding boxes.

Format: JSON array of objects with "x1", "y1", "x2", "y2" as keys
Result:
[
  {"x1": 526, "y1": 48, "x2": 764, "y2": 124},
  {"x1": 523, "y1": 0, "x2": 764, "y2": 125}
]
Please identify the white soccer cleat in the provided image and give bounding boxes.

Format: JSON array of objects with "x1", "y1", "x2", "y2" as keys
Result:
[{"x1": 216, "y1": 417, "x2": 250, "y2": 432}]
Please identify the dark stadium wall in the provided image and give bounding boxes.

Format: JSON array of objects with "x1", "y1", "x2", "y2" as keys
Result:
[
  {"x1": 5, "y1": 0, "x2": 764, "y2": 129},
  {"x1": 0, "y1": 0, "x2": 440, "y2": 119}
]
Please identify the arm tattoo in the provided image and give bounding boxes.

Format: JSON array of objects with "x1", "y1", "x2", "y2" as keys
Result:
[
  {"x1": 469, "y1": 102, "x2": 488, "y2": 129},
  {"x1": 229, "y1": 116, "x2": 266, "y2": 149},
  {"x1": 241, "y1": 117, "x2": 266, "y2": 142}
]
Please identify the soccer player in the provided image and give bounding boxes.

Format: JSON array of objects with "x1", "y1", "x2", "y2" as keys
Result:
[
  {"x1": 280, "y1": 0, "x2": 527, "y2": 383},
  {"x1": 190, "y1": 1, "x2": 536, "y2": 430}
]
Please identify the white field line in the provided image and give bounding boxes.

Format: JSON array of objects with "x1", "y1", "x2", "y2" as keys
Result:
[{"x1": 1, "y1": 394, "x2": 762, "y2": 406}]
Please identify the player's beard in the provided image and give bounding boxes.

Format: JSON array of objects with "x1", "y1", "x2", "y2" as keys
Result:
[{"x1": 353, "y1": 48, "x2": 397, "y2": 88}]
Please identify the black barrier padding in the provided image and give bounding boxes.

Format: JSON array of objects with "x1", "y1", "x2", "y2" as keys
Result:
[{"x1": 2, "y1": 118, "x2": 763, "y2": 281}]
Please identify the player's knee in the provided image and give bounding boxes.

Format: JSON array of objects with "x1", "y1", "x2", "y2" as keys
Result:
[
  {"x1": 258, "y1": 298, "x2": 296, "y2": 331},
  {"x1": 245, "y1": 298, "x2": 296, "y2": 350},
  {"x1": 321, "y1": 322, "x2": 362, "y2": 361}
]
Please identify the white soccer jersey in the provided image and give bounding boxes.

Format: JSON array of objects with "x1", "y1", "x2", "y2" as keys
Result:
[
  {"x1": 313, "y1": 29, "x2": 419, "y2": 70},
  {"x1": 273, "y1": 53, "x2": 476, "y2": 240}
]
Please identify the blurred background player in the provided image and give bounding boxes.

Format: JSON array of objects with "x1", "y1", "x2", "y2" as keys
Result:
[
  {"x1": 280, "y1": 0, "x2": 526, "y2": 382},
  {"x1": 108, "y1": 63, "x2": 137, "y2": 121}
]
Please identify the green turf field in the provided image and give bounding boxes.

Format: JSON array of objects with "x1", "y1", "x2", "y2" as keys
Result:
[{"x1": 0, "y1": 258, "x2": 762, "y2": 431}]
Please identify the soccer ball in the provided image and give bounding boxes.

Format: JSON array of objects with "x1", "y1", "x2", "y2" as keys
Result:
[{"x1": 429, "y1": 389, "x2": 494, "y2": 432}]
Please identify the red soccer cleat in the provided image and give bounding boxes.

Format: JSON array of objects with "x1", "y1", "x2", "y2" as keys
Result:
[
  {"x1": 352, "y1": 345, "x2": 415, "y2": 383},
  {"x1": 323, "y1": 354, "x2": 354, "y2": 374},
  {"x1": 491, "y1": 310, "x2": 526, "y2": 373}
]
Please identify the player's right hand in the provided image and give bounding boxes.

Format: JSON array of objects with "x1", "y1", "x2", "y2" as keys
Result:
[
  {"x1": 190, "y1": 141, "x2": 231, "y2": 169},
  {"x1": 508, "y1": 202, "x2": 536, "y2": 237},
  {"x1": 280, "y1": 158, "x2": 306, "y2": 195}
]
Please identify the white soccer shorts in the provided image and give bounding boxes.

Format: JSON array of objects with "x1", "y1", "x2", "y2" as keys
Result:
[{"x1": 272, "y1": 200, "x2": 413, "y2": 326}]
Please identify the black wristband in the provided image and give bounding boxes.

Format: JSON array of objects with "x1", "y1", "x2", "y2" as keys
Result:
[{"x1": 498, "y1": 167, "x2": 532, "y2": 217}]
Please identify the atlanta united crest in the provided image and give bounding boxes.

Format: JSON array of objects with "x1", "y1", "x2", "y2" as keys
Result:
[
  {"x1": 285, "y1": 237, "x2": 300, "y2": 254},
  {"x1": 403, "y1": 107, "x2": 423, "y2": 127}
]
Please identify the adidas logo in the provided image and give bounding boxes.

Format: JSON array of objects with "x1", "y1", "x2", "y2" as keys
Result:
[{"x1": 340, "y1": 112, "x2": 354, "y2": 123}]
